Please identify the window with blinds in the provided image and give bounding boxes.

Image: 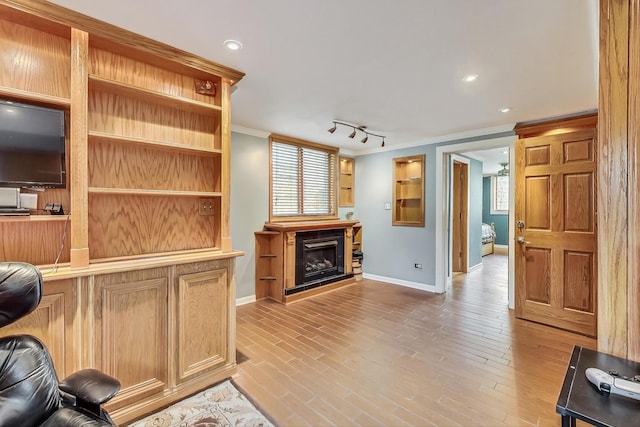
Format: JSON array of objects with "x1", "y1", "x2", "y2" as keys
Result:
[
  {"x1": 491, "y1": 175, "x2": 509, "y2": 214},
  {"x1": 270, "y1": 135, "x2": 338, "y2": 219}
]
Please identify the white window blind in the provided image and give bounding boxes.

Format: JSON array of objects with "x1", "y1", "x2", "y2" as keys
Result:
[{"x1": 271, "y1": 140, "x2": 336, "y2": 218}]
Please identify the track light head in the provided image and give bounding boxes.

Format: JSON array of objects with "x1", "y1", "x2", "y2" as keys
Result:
[
  {"x1": 348, "y1": 129, "x2": 356, "y2": 139},
  {"x1": 381, "y1": 138, "x2": 385, "y2": 148},
  {"x1": 361, "y1": 135, "x2": 368, "y2": 143},
  {"x1": 328, "y1": 123, "x2": 337, "y2": 134}
]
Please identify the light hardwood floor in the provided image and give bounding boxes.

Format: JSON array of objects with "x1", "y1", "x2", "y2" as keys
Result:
[{"x1": 235, "y1": 254, "x2": 596, "y2": 426}]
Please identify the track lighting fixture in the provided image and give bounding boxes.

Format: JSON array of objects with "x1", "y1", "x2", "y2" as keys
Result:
[{"x1": 327, "y1": 120, "x2": 386, "y2": 147}]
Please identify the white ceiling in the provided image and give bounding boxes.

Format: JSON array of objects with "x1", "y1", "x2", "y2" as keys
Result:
[
  {"x1": 49, "y1": 0, "x2": 599, "y2": 155},
  {"x1": 464, "y1": 147, "x2": 510, "y2": 175}
]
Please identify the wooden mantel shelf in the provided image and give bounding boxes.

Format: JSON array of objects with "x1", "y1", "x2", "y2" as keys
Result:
[{"x1": 264, "y1": 220, "x2": 360, "y2": 232}]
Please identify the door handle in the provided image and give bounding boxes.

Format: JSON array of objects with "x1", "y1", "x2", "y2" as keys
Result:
[{"x1": 517, "y1": 236, "x2": 530, "y2": 244}]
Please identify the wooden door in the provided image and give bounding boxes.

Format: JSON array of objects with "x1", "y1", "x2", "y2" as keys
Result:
[
  {"x1": 514, "y1": 128, "x2": 597, "y2": 336},
  {"x1": 452, "y1": 161, "x2": 468, "y2": 273}
]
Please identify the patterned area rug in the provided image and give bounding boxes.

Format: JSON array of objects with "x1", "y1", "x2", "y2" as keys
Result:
[{"x1": 127, "y1": 379, "x2": 274, "y2": 427}]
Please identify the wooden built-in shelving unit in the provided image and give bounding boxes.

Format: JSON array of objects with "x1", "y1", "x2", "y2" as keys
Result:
[
  {"x1": 393, "y1": 154, "x2": 425, "y2": 226},
  {"x1": 339, "y1": 156, "x2": 355, "y2": 207},
  {"x1": 254, "y1": 230, "x2": 283, "y2": 300},
  {"x1": 353, "y1": 222, "x2": 362, "y2": 251},
  {"x1": 0, "y1": 1, "x2": 244, "y2": 423}
]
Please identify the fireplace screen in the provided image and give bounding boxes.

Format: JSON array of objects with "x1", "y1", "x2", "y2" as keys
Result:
[
  {"x1": 304, "y1": 238, "x2": 339, "y2": 279},
  {"x1": 294, "y1": 229, "x2": 347, "y2": 292}
]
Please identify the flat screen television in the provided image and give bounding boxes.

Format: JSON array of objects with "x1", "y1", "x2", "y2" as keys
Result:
[{"x1": 0, "y1": 99, "x2": 66, "y2": 188}]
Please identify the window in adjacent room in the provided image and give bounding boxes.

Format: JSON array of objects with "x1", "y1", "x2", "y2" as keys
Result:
[
  {"x1": 269, "y1": 134, "x2": 338, "y2": 221},
  {"x1": 490, "y1": 175, "x2": 509, "y2": 215}
]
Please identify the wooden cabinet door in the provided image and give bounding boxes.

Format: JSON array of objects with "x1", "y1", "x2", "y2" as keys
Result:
[
  {"x1": 175, "y1": 268, "x2": 228, "y2": 383},
  {"x1": 95, "y1": 269, "x2": 169, "y2": 412},
  {"x1": 0, "y1": 280, "x2": 75, "y2": 378},
  {"x1": 515, "y1": 128, "x2": 597, "y2": 336}
]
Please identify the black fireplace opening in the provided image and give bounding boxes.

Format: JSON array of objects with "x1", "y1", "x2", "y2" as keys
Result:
[{"x1": 289, "y1": 229, "x2": 352, "y2": 295}]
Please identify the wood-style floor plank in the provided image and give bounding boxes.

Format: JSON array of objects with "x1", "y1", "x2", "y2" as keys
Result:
[{"x1": 235, "y1": 254, "x2": 596, "y2": 426}]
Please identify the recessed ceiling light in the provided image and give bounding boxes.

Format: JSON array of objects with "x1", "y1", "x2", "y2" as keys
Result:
[
  {"x1": 462, "y1": 74, "x2": 478, "y2": 83},
  {"x1": 224, "y1": 39, "x2": 243, "y2": 51},
  {"x1": 498, "y1": 107, "x2": 511, "y2": 113}
]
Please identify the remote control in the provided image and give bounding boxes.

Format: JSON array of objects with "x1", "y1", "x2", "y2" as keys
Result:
[{"x1": 585, "y1": 368, "x2": 640, "y2": 401}]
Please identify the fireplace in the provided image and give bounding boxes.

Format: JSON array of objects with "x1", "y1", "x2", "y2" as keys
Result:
[
  {"x1": 257, "y1": 220, "x2": 360, "y2": 303},
  {"x1": 290, "y1": 229, "x2": 351, "y2": 295}
]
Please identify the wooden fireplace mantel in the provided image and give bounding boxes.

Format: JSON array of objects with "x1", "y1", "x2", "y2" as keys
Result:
[
  {"x1": 263, "y1": 219, "x2": 360, "y2": 232},
  {"x1": 255, "y1": 220, "x2": 360, "y2": 304}
]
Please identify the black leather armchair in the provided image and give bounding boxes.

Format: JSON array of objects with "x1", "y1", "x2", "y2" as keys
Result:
[{"x1": 0, "y1": 262, "x2": 121, "y2": 426}]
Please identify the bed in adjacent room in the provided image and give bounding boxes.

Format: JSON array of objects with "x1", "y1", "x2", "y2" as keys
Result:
[{"x1": 481, "y1": 222, "x2": 496, "y2": 256}]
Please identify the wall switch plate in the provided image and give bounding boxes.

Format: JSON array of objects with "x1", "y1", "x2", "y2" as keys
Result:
[
  {"x1": 199, "y1": 199, "x2": 215, "y2": 216},
  {"x1": 414, "y1": 263, "x2": 422, "y2": 269},
  {"x1": 384, "y1": 202, "x2": 391, "y2": 210}
]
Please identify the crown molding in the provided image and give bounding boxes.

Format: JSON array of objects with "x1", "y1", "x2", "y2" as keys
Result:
[
  {"x1": 231, "y1": 124, "x2": 270, "y2": 138},
  {"x1": 356, "y1": 124, "x2": 516, "y2": 156}
]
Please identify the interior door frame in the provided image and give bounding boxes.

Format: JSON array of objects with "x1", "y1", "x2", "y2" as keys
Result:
[
  {"x1": 450, "y1": 156, "x2": 469, "y2": 275},
  {"x1": 435, "y1": 135, "x2": 516, "y2": 308}
]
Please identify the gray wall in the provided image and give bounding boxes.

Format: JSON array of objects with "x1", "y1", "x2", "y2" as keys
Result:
[
  {"x1": 355, "y1": 146, "x2": 437, "y2": 286},
  {"x1": 230, "y1": 132, "x2": 269, "y2": 299}
]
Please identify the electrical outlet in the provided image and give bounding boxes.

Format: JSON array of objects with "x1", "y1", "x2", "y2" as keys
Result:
[
  {"x1": 414, "y1": 263, "x2": 422, "y2": 269},
  {"x1": 199, "y1": 199, "x2": 215, "y2": 216}
]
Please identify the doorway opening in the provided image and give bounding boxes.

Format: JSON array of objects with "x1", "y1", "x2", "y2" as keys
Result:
[{"x1": 435, "y1": 135, "x2": 516, "y2": 308}]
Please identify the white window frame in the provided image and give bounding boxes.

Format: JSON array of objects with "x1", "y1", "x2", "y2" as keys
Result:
[{"x1": 490, "y1": 175, "x2": 509, "y2": 215}]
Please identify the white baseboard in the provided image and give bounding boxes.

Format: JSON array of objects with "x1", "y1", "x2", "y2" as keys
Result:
[
  {"x1": 494, "y1": 244, "x2": 508, "y2": 249},
  {"x1": 362, "y1": 273, "x2": 440, "y2": 293},
  {"x1": 235, "y1": 295, "x2": 256, "y2": 306},
  {"x1": 468, "y1": 262, "x2": 483, "y2": 272}
]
